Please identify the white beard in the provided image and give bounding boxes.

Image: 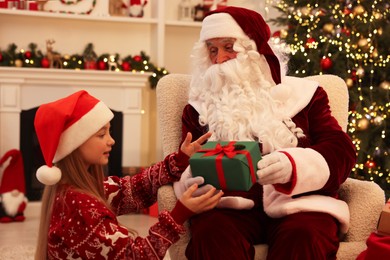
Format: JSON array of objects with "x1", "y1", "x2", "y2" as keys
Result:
[
  {"x1": 189, "y1": 39, "x2": 299, "y2": 152},
  {"x1": 1, "y1": 190, "x2": 26, "y2": 216}
]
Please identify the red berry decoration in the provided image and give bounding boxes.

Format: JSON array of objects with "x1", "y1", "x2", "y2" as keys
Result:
[
  {"x1": 41, "y1": 57, "x2": 50, "y2": 68},
  {"x1": 121, "y1": 61, "x2": 131, "y2": 71},
  {"x1": 320, "y1": 57, "x2": 333, "y2": 70},
  {"x1": 0, "y1": 53, "x2": 3, "y2": 62},
  {"x1": 133, "y1": 55, "x2": 142, "y2": 62},
  {"x1": 25, "y1": 51, "x2": 32, "y2": 59}
]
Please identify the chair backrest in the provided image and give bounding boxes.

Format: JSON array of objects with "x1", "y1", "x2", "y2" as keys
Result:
[{"x1": 156, "y1": 74, "x2": 349, "y2": 157}]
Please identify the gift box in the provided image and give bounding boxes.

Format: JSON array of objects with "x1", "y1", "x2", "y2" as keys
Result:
[
  {"x1": 189, "y1": 141, "x2": 261, "y2": 191},
  {"x1": 377, "y1": 199, "x2": 390, "y2": 236}
]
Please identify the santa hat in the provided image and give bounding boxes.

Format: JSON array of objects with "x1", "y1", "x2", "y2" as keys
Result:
[
  {"x1": 34, "y1": 90, "x2": 114, "y2": 186},
  {"x1": 0, "y1": 149, "x2": 25, "y2": 194},
  {"x1": 200, "y1": 6, "x2": 281, "y2": 84}
]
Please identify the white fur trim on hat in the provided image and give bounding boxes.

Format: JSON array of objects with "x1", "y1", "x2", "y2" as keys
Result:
[
  {"x1": 200, "y1": 13, "x2": 248, "y2": 42},
  {"x1": 53, "y1": 101, "x2": 113, "y2": 163}
]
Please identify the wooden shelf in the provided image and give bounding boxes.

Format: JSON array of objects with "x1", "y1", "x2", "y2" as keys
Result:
[
  {"x1": 165, "y1": 20, "x2": 202, "y2": 27},
  {"x1": 0, "y1": 9, "x2": 158, "y2": 24}
]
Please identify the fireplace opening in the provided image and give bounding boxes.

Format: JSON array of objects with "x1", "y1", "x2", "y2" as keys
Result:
[{"x1": 20, "y1": 107, "x2": 123, "y2": 201}]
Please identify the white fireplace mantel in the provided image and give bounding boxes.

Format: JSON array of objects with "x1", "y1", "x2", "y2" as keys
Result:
[{"x1": 0, "y1": 67, "x2": 152, "y2": 166}]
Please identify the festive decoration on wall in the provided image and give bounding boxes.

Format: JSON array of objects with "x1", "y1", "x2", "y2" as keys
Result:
[
  {"x1": 0, "y1": 42, "x2": 168, "y2": 88},
  {"x1": 270, "y1": 0, "x2": 390, "y2": 196}
]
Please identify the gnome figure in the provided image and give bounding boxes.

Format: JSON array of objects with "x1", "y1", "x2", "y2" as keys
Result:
[
  {"x1": 0, "y1": 149, "x2": 28, "y2": 223},
  {"x1": 128, "y1": 0, "x2": 147, "y2": 17}
]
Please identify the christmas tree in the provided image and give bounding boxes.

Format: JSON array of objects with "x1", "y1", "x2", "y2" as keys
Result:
[{"x1": 269, "y1": 0, "x2": 390, "y2": 196}]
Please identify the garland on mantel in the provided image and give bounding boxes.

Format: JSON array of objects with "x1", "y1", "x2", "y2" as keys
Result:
[{"x1": 0, "y1": 42, "x2": 169, "y2": 89}]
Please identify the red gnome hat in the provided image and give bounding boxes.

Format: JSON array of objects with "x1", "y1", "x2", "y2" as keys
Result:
[{"x1": 0, "y1": 149, "x2": 25, "y2": 194}]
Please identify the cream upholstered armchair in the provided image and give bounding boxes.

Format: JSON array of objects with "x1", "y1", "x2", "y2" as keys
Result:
[{"x1": 156, "y1": 74, "x2": 385, "y2": 260}]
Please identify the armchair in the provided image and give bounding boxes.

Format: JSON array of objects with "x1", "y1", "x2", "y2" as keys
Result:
[{"x1": 156, "y1": 73, "x2": 385, "y2": 260}]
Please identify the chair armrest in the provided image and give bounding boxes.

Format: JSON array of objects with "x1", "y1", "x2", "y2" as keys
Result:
[
  {"x1": 338, "y1": 178, "x2": 385, "y2": 242},
  {"x1": 157, "y1": 184, "x2": 191, "y2": 259},
  {"x1": 157, "y1": 184, "x2": 178, "y2": 212}
]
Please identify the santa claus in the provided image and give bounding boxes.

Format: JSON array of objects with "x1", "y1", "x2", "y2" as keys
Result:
[
  {"x1": 174, "y1": 6, "x2": 356, "y2": 259},
  {"x1": 0, "y1": 149, "x2": 28, "y2": 223}
]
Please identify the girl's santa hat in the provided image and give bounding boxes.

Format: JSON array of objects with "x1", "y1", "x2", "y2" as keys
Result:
[
  {"x1": 0, "y1": 149, "x2": 25, "y2": 194},
  {"x1": 34, "y1": 90, "x2": 113, "y2": 186},
  {"x1": 199, "y1": 6, "x2": 281, "y2": 85}
]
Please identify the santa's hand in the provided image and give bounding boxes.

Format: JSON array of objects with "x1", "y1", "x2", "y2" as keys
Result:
[
  {"x1": 257, "y1": 152, "x2": 292, "y2": 185},
  {"x1": 216, "y1": 196, "x2": 254, "y2": 210},
  {"x1": 173, "y1": 167, "x2": 214, "y2": 199}
]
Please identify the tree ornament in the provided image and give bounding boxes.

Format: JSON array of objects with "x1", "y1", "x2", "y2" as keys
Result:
[
  {"x1": 365, "y1": 160, "x2": 376, "y2": 169},
  {"x1": 305, "y1": 37, "x2": 317, "y2": 48},
  {"x1": 356, "y1": 66, "x2": 365, "y2": 78},
  {"x1": 353, "y1": 5, "x2": 365, "y2": 15},
  {"x1": 320, "y1": 57, "x2": 333, "y2": 70},
  {"x1": 371, "y1": 48, "x2": 379, "y2": 58},
  {"x1": 97, "y1": 60, "x2": 107, "y2": 70},
  {"x1": 84, "y1": 60, "x2": 97, "y2": 70},
  {"x1": 41, "y1": 57, "x2": 50, "y2": 68},
  {"x1": 322, "y1": 23, "x2": 334, "y2": 34},
  {"x1": 379, "y1": 81, "x2": 390, "y2": 90},
  {"x1": 357, "y1": 118, "x2": 369, "y2": 131},
  {"x1": 133, "y1": 55, "x2": 142, "y2": 62},
  {"x1": 373, "y1": 116, "x2": 383, "y2": 126},
  {"x1": 343, "y1": 7, "x2": 352, "y2": 15},
  {"x1": 341, "y1": 27, "x2": 351, "y2": 36},
  {"x1": 272, "y1": 31, "x2": 281, "y2": 38},
  {"x1": 121, "y1": 60, "x2": 131, "y2": 71},
  {"x1": 346, "y1": 78, "x2": 354, "y2": 88},
  {"x1": 14, "y1": 59, "x2": 23, "y2": 67},
  {"x1": 0, "y1": 53, "x2": 2, "y2": 62},
  {"x1": 351, "y1": 70, "x2": 357, "y2": 81},
  {"x1": 24, "y1": 51, "x2": 32, "y2": 59},
  {"x1": 358, "y1": 38, "x2": 369, "y2": 50}
]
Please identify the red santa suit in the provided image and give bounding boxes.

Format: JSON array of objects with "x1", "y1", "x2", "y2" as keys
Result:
[
  {"x1": 178, "y1": 6, "x2": 357, "y2": 260},
  {"x1": 47, "y1": 151, "x2": 194, "y2": 259},
  {"x1": 0, "y1": 149, "x2": 28, "y2": 223},
  {"x1": 182, "y1": 77, "x2": 356, "y2": 259}
]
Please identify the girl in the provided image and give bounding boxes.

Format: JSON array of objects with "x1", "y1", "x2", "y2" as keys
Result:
[{"x1": 34, "y1": 90, "x2": 222, "y2": 259}]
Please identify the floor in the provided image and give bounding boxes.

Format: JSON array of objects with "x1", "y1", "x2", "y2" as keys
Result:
[{"x1": 0, "y1": 201, "x2": 171, "y2": 260}]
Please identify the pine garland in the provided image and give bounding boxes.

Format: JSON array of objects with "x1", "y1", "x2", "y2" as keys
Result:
[{"x1": 0, "y1": 42, "x2": 168, "y2": 89}]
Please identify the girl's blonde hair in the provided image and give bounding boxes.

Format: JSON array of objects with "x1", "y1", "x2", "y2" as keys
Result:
[{"x1": 34, "y1": 149, "x2": 110, "y2": 260}]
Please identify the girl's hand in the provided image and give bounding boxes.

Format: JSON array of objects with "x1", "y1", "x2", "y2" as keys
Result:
[
  {"x1": 179, "y1": 183, "x2": 223, "y2": 214},
  {"x1": 180, "y1": 132, "x2": 212, "y2": 157}
]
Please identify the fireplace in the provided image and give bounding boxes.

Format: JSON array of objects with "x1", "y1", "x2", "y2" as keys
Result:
[{"x1": 0, "y1": 67, "x2": 151, "y2": 200}]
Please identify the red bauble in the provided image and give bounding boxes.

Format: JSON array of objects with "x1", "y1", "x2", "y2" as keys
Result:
[
  {"x1": 84, "y1": 60, "x2": 97, "y2": 70},
  {"x1": 121, "y1": 61, "x2": 131, "y2": 71},
  {"x1": 0, "y1": 53, "x2": 2, "y2": 62},
  {"x1": 24, "y1": 51, "x2": 32, "y2": 59},
  {"x1": 305, "y1": 37, "x2": 316, "y2": 48},
  {"x1": 320, "y1": 57, "x2": 333, "y2": 70},
  {"x1": 351, "y1": 70, "x2": 357, "y2": 81},
  {"x1": 365, "y1": 160, "x2": 376, "y2": 169},
  {"x1": 97, "y1": 60, "x2": 107, "y2": 70},
  {"x1": 41, "y1": 57, "x2": 50, "y2": 68},
  {"x1": 133, "y1": 55, "x2": 142, "y2": 62},
  {"x1": 272, "y1": 30, "x2": 281, "y2": 38},
  {"x1": 341, "y1": 28, "x2": 351, "y2": 36}
]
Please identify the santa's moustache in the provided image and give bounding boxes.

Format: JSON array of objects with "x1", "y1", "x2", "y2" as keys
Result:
[{"x1": 191, "y1": 54, "x2": 299, "y2": 152}]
